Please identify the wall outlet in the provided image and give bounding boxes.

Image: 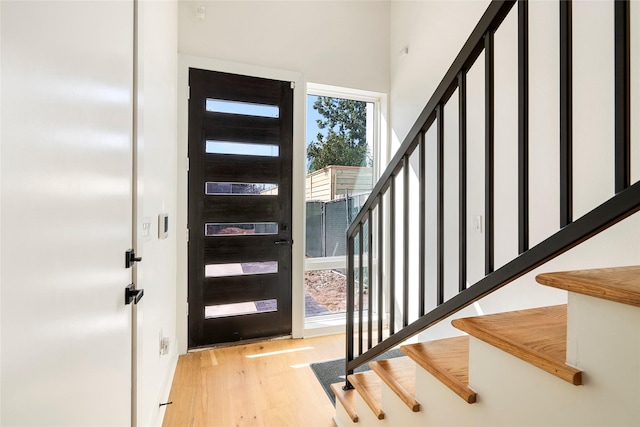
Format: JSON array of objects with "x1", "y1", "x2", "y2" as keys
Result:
[
  {"x1": 159, "y1": 329, "x2": 170, "y2": 356},
  {"x1": 160, "y1": 337, "x2": 170, "y2": 356}
]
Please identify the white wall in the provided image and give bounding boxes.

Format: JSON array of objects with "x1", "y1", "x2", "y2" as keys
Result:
[
  {"x1": 389, "y1": 0, "x2": 490, "y2": 153},
  {"x1": 177, "y1": 0, "x2": 390, "y2": 347},
  {"x1": 388, "y1": 0, "x2": 640, "y2": 341},
  {"x1": 178, "y1": 0, "x2": 390, "y2": 94},
  {"x1": 135, "y1": 1, "x2": 179, "y2": 426}
]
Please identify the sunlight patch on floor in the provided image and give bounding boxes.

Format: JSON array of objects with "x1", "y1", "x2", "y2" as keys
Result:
[{"x1": 246, "y1": 346, "x2": 314, "y2": 359}]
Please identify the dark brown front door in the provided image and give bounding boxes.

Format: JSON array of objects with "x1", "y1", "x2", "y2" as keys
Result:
[{"x1": 188, "y1": 69, "x2": 293, "y2": 348}]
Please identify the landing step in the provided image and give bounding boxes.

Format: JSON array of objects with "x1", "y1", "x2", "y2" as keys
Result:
[
  {"x1": 347, "y1": 371, "x2": 384, "y2": 420},
  {"x1": 401, "y1": 336, "x2": 476, "y2": 403},
  {"x1": 330, "y1": 382, "x2": 358, "y2": 423},
  {"x1": 452, "y1": 305, "x2": 582, "y2": 385},
  {"x1": 369, "y1": 356, "x2": 420, "y2": 412},
  {"x1": 537, "y1": 265, "x2": 640, "y2": 307}
]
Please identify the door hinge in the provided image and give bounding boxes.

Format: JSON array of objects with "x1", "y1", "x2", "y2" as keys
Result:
[
  {"x1": 187, "y1": 86, "x2": 191, "y2": 100},
  {"x1": 186, "y1": 302, "x2": 189, "y2": 316},
  {"x1": 290, "y1": 81, "x2": 295, "y2": 89},
  {"x1": 186, "y1": 228, "x2": 189, "y2": 242},
  {"x1": 186, "y1": 157, "x2": 189, "y2": 172}
]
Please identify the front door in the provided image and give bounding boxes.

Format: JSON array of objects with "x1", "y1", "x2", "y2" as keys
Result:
[{"x1": 188, "y1": 69, "x2": 293, "y2": 348}]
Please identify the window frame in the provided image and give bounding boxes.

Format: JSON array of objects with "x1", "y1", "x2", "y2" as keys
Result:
[{"x1": 303, "y1": 83, "x2": 385, "y2": 333}]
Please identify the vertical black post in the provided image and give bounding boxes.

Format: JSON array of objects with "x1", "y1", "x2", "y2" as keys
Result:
[
  {"x1": 419, "y1": 132, "x2": 426, "y2": 314},
  {"x1": 485, "y1": 32, "x2": 495, "y2": 275},
  {"x1": 321, "y1": 202, "x2": 326, "y2": 257},
  {"x1": 615, "y1": 0, "x2": 630, "y2": 193},
  {"x1": 458, "y1": 73, "x2": 467, "y2": 292},
  {"x1": 518, "y1": 0, "x2": 529, "y2": 253},
  {"x1": 403, "y1": 155, "x2": 410, "y2": 326},
  {"x1": 437, "y1": 104, "x2": 445, "y2": 305},
  {"x1": 377, "y1": 194, "x2": 384, "y2": 344},
  {"x1": 560, "y1": 0, "x2": 573, "y2": 227},
  {"x1": 367, "y1": 210, "x2": 373, "y2": 349},
  {"x1": 345, "y1": 234, "x2": 355, "y2": 387},
  {"x1": 358, "y1": 222, "x2": 364, "y2": 356},
  {"x1": 389, "y1": 178, "x2": 396, "y2": 335}
]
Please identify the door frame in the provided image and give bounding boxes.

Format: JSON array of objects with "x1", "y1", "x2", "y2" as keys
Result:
[{"x1": 177, "y1": 55, "x2": 305, "y2": 353}]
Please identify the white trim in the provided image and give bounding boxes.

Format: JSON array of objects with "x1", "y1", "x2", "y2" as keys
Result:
[
  {"x1": 304, "y1": 256, "x2": 347, "y2": 271},
  {"x1": 308, "y1": 82, "x2": 385, "y2": 104},
  {"x1": 176, "y1": 55, "x2": 306, "y2": 354}
]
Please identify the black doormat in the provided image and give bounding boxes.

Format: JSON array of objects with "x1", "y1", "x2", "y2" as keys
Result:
[{"x1": 310, "y1": 348, "x2": 404, "y2": 406}]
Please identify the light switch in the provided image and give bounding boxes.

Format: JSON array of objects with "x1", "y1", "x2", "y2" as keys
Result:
[
  {"x1": 473, "y1": 215, "x2": 483, "y2": 233},
  {"x1": 142, "y1": 217, "x2": 152, "y2": 241}
]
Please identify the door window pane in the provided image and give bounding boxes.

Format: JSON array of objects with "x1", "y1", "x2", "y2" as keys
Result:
[
  {"x1": 206, "y1": 99, "x2": 279, "y2": 118},
  {"x1": 206, "y1": 140, "x2": 279, "y2": 157},
  {"x1": 205, "y1": 182, "x2": 278, "y2": 195},
  {"x1": 205, "y1": 261, "x2": 278, "y2": 278},
  {"x1": 205, "y1": 299, "x2": 278, "y2": 319},
  {"x1": 205, "y1": 223, "x2": 278, "y2": 236}
]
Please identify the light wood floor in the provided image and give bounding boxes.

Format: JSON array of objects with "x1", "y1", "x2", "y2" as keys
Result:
[{"x1": 162, "y1": 334, "x2": 345, "y2": 427}]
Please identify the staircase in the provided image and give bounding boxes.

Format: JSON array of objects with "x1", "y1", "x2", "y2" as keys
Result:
[
  {"x1": 340, "y1": 1, "x2": 640, "y2": 425},
  {"x1": 332, "y1": 265, "x2": 640, "y2": 426}
]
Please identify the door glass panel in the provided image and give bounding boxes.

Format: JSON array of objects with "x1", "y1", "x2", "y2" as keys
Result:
[
  {"x1": 206, "y1": 99, "x2": 279, "y2": 118},
  {"x1": 205, "y1": 222, "x2": 278, "y2": 236},
  {"x1": 206, "y1": 140, "x2": 279, "y2": 157},
  {"x1": 205, "y1": 299, "x2": 278, "y2": 319},
  {"x1": 205, "y1": 182, "x2": 278, "y2": 195},
  {"x1": 205, "y1": 261, "x2": 278, "y2": 278}
]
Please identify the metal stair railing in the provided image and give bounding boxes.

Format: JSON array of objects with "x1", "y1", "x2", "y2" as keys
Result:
[{"x1": 344, "y1": 0, "x2": 638, "y2": 388}]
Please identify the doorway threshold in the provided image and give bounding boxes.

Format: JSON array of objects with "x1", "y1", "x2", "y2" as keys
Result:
[{"x1": 187, "y1": 334, "x2": 293, "y2": 352}]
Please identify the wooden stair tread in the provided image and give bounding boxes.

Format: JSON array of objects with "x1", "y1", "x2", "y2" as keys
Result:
[
  {"x1": 537, "y1": 265, "x2": 640, "y2": 307},
  {"x1": 369, "y1": 356, "x2": 420, "y2": 412},
  {"x1": 330, "y1": 382, "x2": 358, "y2": 423},
  {"x1": 401, "y1": 336, "x2": 477, "y2": 403},
  {"x1": 347, "y1": 371, "x2": 385, "y2": 420},
  {"x1": 452, "y1": 305, "x2": 582, "y2": 385}
]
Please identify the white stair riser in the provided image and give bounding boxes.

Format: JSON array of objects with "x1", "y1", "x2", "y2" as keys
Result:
[
  {"x1": 354, "y1": 391, "x2": 385, "y2": 425},
  {"x1": 567, "y1": 292, "x2": 640, "y2": 372},
  {"x1": 413, "y1": 366, "x2": 477, "y2": 426},
  {"x1": 470, "y1": 338, "x2": 587, "y2": 426},
  {"x1": 333, "y1": 400, "x2": 353, "y2": 427},
  {"x1": 379, "y1": 380, "x2": 423, "y2": 426}
]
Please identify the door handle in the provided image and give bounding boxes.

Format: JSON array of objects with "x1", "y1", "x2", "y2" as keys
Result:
[
  {"x1": 125, "y1": 283, "x2": 144, "y2": 305},
  {"x1": 125, "y1": 249, "x2": 142, "y2": 268},
  {"x1": 274, "y1": 239, "x2": 293, "y2": 246}
]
